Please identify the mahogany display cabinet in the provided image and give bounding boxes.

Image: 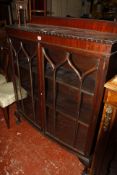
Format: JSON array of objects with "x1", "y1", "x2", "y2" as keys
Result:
[{"x1": 6, "y1": 17, "x2": 117, "y2": 174}]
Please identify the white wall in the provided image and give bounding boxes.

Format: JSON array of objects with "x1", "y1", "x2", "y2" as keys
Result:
[
  {"x1": 66, "y1": 0, "x2": 82, "y2": 17},
  {"x1": 47, "y1": 0, "x2": 82, "y2": 17}
]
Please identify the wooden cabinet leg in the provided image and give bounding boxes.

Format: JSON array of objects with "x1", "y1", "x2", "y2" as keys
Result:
[
  {"x1": 82, "y1": 167, "x2": 89, "y2": 175},
  {"x1": 15, "y1": 111, "x2": 21, "y2": 124}
]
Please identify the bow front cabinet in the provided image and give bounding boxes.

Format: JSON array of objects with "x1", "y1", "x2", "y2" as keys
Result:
[{"x1": 6, "y1": 17, "x2": 117, "y2": 173}]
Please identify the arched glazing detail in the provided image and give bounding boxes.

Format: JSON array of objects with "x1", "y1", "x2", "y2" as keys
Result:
[
  {"x1": 42, "y1": 45, "x2": 100, "y2": 153},
  {"x1": 9, "y1": 38, "x2": 41, "y2": 128}
]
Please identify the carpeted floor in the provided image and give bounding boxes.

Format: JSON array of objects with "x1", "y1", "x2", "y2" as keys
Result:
[{"x1": 0, "y1": 104, "x2": 84, "y2": 175}]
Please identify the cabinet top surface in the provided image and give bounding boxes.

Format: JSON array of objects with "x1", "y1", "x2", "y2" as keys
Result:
[
  {"x1": 7, "y1": 23, "x2": 117, "y2": 45},
  {"x1": 104, "y1": 75, "x2": 117, "y2": 92}
]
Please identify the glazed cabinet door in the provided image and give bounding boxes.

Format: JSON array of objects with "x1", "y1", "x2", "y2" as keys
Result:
[
  {"x1": 9, "y1": 38, "x2": 42, "y2": 129},
  {"x1": 40, "y1": 43, "x2": 102, "y2": 160}
]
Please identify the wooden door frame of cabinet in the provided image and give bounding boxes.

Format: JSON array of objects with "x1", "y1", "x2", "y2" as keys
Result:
[
  {"x1": 37, "y1": 42, "x2": 46, "y2": 129},
  {"x1": 37, "y1": 41, "x2": 110, "y2": 171}
]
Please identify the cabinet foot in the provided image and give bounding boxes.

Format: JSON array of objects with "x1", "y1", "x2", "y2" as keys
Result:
[
  {"x1": 16, "y1": 117, "x2": 21, "y2": 125},
  {"x1": 82, "y1": 168, "x2": 96, "y2": 175},
  {"x1": 15, "y1": 111, "x2": 21, "y2": 125},
  {"x1": 82, "y1": 167, "x2": 89, "y2": 175}
]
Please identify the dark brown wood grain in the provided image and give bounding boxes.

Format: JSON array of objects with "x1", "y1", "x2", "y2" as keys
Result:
[{"x1": 31, "y1": 16, "x2": 117, "y2": 33}]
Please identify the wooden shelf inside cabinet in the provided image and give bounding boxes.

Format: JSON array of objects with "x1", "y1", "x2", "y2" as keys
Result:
[
  {"x1": 45, "y1": 87, "x2": 93, "y2": 124},
  {"x1": 15, "y1": 57, "x2": 38, "y2": 73},
  {"x1": 14, "y1": 57, "x2": 39, "y2": 96},
  {"x1": 46, "y1": 101, "x2": 90, "y2": 127},
  {"x1": 45, "y1": 63, "x2": 95, "y2": 96},
  {"x1": 45, "y1": 76, "x2": 95, "y2": 125}
]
